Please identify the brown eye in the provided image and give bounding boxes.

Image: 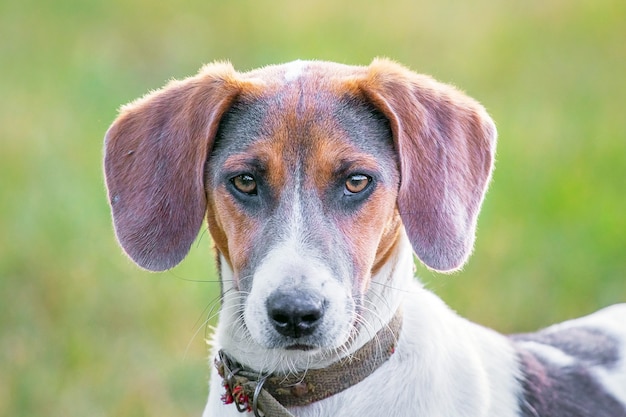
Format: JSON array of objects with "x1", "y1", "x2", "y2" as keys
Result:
[
  {"x1": 345, "y1": 174, "x2": 371, "y2": 194},
  {"x1": 231, "y1": 174, "x2": 257, "y2": 195}
]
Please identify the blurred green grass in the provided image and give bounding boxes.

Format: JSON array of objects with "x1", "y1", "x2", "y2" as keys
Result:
[{"x1": 1, "y1": 0, "x2": 624, "y2": 415}]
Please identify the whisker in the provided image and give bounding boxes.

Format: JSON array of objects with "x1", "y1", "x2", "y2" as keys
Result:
[
  {"x1": 184, "y1": 292, "x2": 226, "y2": 358},
  {"x1": 369, "y1": 279, "x2": 413, "y2": 294}
]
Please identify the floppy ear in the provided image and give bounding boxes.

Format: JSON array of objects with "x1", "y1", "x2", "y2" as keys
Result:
[
  {"x1": 104, "y1": 62, "x2": 244, "y2": 271},
  {"x1": 358, "y1": 58, "x2": 497, "y2": 272}
]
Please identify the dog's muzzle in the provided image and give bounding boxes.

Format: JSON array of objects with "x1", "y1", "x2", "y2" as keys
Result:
[{"x1": 216, "y1": 309, "x2": 403, "y2": 416}]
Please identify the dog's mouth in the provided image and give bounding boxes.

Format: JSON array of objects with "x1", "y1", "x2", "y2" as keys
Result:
[{"x1": 284, "y1": 343, "x2": 318, "y2": 351}]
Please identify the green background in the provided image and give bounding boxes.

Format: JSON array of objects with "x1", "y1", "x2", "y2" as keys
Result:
[{"x1": 1, "y1": 0, "x2": 625, "y2": 415}]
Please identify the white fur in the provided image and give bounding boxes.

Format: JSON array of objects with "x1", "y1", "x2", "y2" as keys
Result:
[
  {"x1": 596, "y1": 357, "x2": 626, "y2": 408},
  {"x1": 283, "y1": 60, "x2": 308, "y2": 82},
  {"x1": 203, "y1": 232, "x2": 522, "y2": 417}
]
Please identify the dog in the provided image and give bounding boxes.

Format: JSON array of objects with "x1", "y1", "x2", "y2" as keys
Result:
[{"x1": 104, "y1": 59, "x2": 626, "y2": 417}]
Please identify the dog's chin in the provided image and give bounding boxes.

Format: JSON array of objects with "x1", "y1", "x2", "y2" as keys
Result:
[
  {"x1": 259, "y1": 333, "x2": 348, "y2": 356},
  {"x1": 264, "y1": 338, "x2": 326, "y2": 352},
  {"x1": 231, "y1": 326, "x2": 356, "y2": 373}
]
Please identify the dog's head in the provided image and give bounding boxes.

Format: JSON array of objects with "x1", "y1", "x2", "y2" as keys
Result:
[{"x1": 104, "y1": 59, "x2": 496, "y2": 362}]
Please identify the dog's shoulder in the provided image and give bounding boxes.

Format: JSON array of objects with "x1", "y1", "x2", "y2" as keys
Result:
[{"x1": 510, "y1": 304, "x2": 626, "y2": 417}]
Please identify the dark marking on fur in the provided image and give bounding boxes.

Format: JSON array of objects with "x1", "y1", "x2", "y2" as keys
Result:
[
  {"x1": 512, "y1": 329, "x2": 626, "y2": 417},
  {"x1": 512, "y1": 326, "x2": 620, "y2": 369}
]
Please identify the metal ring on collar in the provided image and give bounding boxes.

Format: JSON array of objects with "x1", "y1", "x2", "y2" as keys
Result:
[{"x1": 252, "y1": 374, "x2": 269, "y2": 417}]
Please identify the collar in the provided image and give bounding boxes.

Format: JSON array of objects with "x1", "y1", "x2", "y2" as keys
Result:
[{"x1": 215, "y1": 309, "x2": 403, "y2": 416}]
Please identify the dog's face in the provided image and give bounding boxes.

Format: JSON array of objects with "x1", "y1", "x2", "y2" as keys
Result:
[
  {"x1": 104, "y1": 59, "x2": 496, "y2": 364},
  {"x1": 206, "y1": 89, "x2": 401, "y2": 350}
]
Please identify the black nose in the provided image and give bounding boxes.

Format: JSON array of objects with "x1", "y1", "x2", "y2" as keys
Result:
[{"x1": 266, "y1": 290, "x2": 325, "y2": 338}]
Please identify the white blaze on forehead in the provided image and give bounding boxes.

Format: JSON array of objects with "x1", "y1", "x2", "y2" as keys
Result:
[{"x1": 283, "y1": 60, "x2": 308, "y2": 82}]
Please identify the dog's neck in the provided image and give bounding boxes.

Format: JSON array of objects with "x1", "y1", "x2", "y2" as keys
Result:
[
  {"x1": 212, "y1": 230, "x2": 416, "y2": 375},
  {"x1": 215, "y1": 309, "x2": 403, "y2": 412}
]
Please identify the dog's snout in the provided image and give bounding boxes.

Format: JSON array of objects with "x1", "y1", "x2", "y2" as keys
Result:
[{"x1": 266, "y1": 290, "x2": 325, "y2": 339}]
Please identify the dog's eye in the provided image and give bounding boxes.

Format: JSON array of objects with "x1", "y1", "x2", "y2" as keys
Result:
[
  {"x1": 231, "y1": 174, "x2": 257, "y2": 195},
  {"x1": 345, "y1": 174, "x2": 371, "y2": 195}
]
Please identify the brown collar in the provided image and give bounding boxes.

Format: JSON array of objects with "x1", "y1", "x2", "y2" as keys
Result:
[{"x1": 215, "y1": 310, "x2": 402, "y2": 415}]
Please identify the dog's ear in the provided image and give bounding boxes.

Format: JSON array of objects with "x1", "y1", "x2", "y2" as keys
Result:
[
  {"x1": 104, "y1": 62, "x2": 245, "y2": 271},
  {"x1": 358, "y1": 58, "x2": 497, "y2": 272}
]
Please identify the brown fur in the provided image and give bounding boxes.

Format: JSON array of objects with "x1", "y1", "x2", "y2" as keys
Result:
[{"x1": 207, "y1": 139, "x2": 289, "y2": 277}]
